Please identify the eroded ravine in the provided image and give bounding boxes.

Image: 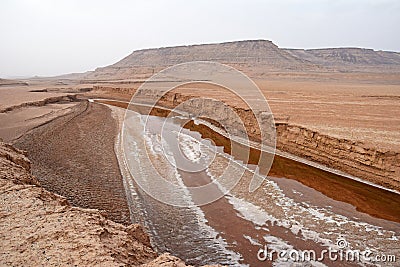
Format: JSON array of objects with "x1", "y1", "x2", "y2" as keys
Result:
[
  {"x1": 113, "y1": 102, "x2": 400, "y2": 266},
  {"x1": 18, "y1": 98, "x2": 398, "y2": 266},
  {"x1": 99, "y1": 98, "x2": 400, "y2": 222}
]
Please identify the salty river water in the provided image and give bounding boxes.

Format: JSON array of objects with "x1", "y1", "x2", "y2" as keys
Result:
[{"x1": 107, "y1": 102, "x2": 399, "y2": 267}]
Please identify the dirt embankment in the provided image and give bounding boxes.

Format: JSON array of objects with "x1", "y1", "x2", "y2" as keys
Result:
[
  {"x1": 0, "y1": 141, "x2": 195, "y2": 266},
  {"x1": 0, "y1": 78, "x2": 29, "y2": 87},
  {"x1": 0, "y1": 94, "x2": 78, "y2": 113},
  {"x1": 276, "y1": 123, "x2": 400, "y2": 190},
  {"x1": 164, "y1": 91, "x2": 400, "y2": 191},
  {"x1": 89, "y1": 85, "x2": 400, "y2": 191}
]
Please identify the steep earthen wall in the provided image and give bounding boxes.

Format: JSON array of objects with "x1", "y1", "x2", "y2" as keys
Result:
[{"x1": 90, "y1": 85, "x2": 400, "y2": 191}]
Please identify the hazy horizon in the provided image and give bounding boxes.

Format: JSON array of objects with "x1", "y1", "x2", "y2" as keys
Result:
[{"x1": 1, "y1": 0, "x2": 399, "y2": 78}]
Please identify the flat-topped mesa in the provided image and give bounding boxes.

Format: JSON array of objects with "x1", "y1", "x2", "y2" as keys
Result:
[
  {"x1": 85, "y1": 40, "x2": 318, "y2": 80},
  {"x1": 113, "y1": 39, "x2": 304, "y2": 66}
]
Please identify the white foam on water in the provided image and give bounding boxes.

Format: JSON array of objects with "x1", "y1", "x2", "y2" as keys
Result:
[
  {"x1": 118, "y1": 109, "x2": 399, "y2": 266},
  {"x1": 123, "y1": 113, "x2": 245, "y2": 266},
  {"x1": 291, "y1": 189, "x2": 304, "y2": 196},
  {"x1": 177, "y1": 133, "x2": 202, "y2": 163},
  {"x1": 243, "y1": 235, "x2": 262, "y2": 246},
  {"x1": 206, "y1": 153, "x2": 400, "y2": 259},
  {"x1": 164, "y1": 132, "x2": 244, "y2": 266},
  {"x1": 227, "y1": 195, "x2": 278, "y2": 226}
]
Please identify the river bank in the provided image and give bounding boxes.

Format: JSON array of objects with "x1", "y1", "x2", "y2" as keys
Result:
[
  {"x1": 87, "y1": 84, "x2": 400, "y2": 192},
  {"x1": 0, "y1": 140, "x2": 196, "y2": 266},
  {"x1": 112, "y1": 100, "x2": 399, "y2": 266},
  {"x1": 3, "y1": 97, "x2": 399, "y2": 266}
]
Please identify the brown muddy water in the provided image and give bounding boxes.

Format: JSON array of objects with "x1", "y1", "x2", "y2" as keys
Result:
[{"x1": 99, "y1": 99, "x2": 400, "y2": 267}]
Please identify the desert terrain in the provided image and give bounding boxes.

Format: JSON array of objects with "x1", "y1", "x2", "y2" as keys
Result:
[
  {"x1": 84, "y1": 40, "x2": 400, "y2": 191},
  {"x1": 1, "y1": 40, "x2": 400, "y2": 266}
]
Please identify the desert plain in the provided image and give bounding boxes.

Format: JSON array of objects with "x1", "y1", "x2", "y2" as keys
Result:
[{"x1": 1, "y1": 40, "x2": 400, "y2": 266}]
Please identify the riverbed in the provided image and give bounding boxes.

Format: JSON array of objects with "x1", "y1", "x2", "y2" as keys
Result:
[{"x1": 109, "y1": 101, "x2": 400, "y2": 266}]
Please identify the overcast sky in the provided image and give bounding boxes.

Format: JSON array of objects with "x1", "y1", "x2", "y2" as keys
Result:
[{"x1": 1, "y1": 0, "x2": 399, "y2": 77}]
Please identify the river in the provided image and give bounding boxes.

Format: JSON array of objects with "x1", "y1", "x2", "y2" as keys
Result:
[{"x1": 106, "y1": 100, "x2": 399, "y2": 267}]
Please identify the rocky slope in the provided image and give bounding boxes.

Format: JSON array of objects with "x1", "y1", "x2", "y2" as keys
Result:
[
  {"x1": 83, "y1": 40, "x2": 319, "y2": 80},
  {"x1": 0, "y1": 141, "x2": 201, "y2": 266},
  {"x1": 285, "y1": 47, "x2": 400, "y2": 71},
  {"x1": 82, "y1": 40, "x2": 400, "y2": 81}
]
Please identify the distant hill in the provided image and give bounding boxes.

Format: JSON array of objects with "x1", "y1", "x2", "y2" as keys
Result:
[
  {"x1": 285, "y1": 48, "x2": 400, "y2": 70},
  {"x1": 82, "y1": 40, "x2": 400, "y2": 81},
  {"x1": 113, "y1": 40, "x2": 309, "y2": 67}
]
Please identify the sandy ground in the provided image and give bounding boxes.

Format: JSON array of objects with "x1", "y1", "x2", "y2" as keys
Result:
[
  {"x1": 161, "y1": 72, "x2": 400, "y2": 152},
  {"x1": 0, "y1": 80, "x2": 85, "y2": 142},
  {"x1": 0, "y1": 82, "x2": 76, "y2": 111},
  {"x1": 87, "y1": 71, "x2": 400, "y2": 152},
  {"x1": 0, "y1": 75, "x2": 399, "y2": 266},
  {"x1": 256, "y1": 76, "x2": 400, "y2": 152},
  {"x1": 0, "y1": 103, "x2": 77, "y2": 142}
]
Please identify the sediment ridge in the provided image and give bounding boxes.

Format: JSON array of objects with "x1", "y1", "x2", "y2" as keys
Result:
[{"x1": 0, "y1": 94, "x2": 79, "y2": 113}]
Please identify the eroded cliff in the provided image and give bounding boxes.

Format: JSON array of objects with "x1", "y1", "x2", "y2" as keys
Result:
[{"x1": 89, "y1": 85, "x2": 400, "y2": 191}]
